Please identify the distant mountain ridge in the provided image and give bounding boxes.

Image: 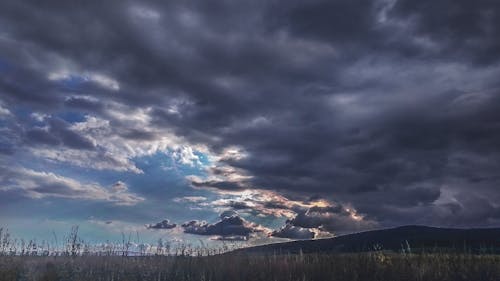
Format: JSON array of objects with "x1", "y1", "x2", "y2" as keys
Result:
[{"x1": 238, "y1": 225, "x2": 500, "y2": 254}]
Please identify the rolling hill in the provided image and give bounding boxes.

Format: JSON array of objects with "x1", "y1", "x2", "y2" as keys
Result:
[{"x1": 238, "y1": 225, "x2": 500, "y2": 254}]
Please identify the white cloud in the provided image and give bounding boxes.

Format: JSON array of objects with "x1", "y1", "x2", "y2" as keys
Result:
[
  {"x1": 86, "y1": 72, "x2": 120, "y2": 91},
  {"x1": 48, "y1": 70, "x2": 120, "y2": 91},
  {"x1": 173, "y1": 196, "x2": 207, "y2": 203},
  {"x1": 29, "y1": 109, "x2": 209, "y2": 173},
  {"x1": 170, "y1": 145, "x2": 202, "y2": 167},
  {"x1": 130, "y1": 5, "x2": 161, "y2": 21},
  {"x1": 31, "y1": 147, "x2": 143, "y2": 173},
  {"x1": 0, "y1": 167, "x2": 144, "y2": 205},
  {"x1": 0, "y1": 105, "x2": 11, "y2": 117},
  {"x1": 30, "y1": 112, "x2": 49, "y2": 122}
]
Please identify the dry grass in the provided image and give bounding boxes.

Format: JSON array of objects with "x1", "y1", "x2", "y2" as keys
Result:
[
  {"x1": 1, "y1": 227, "x2": 499, "y2": 281},
  {"x1": 0, "y1": 252, "x2": 499, "y2": 281}
]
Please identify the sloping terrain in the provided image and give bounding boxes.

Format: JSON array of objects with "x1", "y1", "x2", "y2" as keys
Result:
[{"x1": 239, "y1": 225, "x2": 500, "y2": 254}]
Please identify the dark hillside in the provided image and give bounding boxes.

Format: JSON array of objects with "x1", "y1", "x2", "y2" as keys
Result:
[{"x1": 238, "y1": 225, "x2": 500, "y2": 254}]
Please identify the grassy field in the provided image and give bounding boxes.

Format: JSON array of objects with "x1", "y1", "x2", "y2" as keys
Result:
[
  {"x1": 1, "y1": 227, "x2": 499, "y2": 280},
  {"x1": 0, "y1": 252, "x2": 499, "y2": 281}
]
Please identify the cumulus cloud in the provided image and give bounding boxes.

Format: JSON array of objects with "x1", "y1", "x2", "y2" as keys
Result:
[
  {"x1": 181, "y1": 211, "x2": 265, "y2": 238},
  {"x1": 204, "y1": 190, "x2": 377, "y2": 237},
  {"x1": 271, "y1": 224, "x2": 315, "y2": 240},
  {"x1": 0, "y1": 167, "x2": 144, "y2": 205},
  {"x1": 146, "y1": 219, "x2": 177, "y2": 230}
]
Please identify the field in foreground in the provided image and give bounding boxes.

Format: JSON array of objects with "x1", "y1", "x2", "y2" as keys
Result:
[{"x1": 1, "y1": 253, "x2": 499, "y2": 281}]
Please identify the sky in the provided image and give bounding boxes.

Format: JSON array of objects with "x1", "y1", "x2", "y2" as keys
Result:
[{"x1": 1, "y1": 0, "x2": 500, "y2": 248}]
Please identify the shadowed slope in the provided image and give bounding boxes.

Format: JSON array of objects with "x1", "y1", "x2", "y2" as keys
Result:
[{"x1": 238, "y1": 225, "x2": 500, "y2": 254}]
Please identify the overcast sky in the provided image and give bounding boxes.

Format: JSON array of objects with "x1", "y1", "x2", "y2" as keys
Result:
[{"x1": 1, "y1": 0, "x2": 500, "y2": 246}]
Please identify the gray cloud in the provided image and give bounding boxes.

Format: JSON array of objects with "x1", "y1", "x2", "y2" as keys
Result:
[
  {"x1": 271, "y1": 224, "x2": 315, "y2": 240},
  {"x1": 288, "y1": 205, "x2": 378, "y2": 235},
  {"x1": 146, "y1": 219, "x2": 177, "y2": 230},
  {"x1": 390, "y1": 0, "x2": 500, "y2": 64},
  {"x1": 181, "y1": 211, "x2": 264, "y2": 237},
  {"x1": 25, "y1": 117, "x2": 95, "y2": 150}
]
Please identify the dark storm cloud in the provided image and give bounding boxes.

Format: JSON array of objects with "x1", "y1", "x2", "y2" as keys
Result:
[
  {"x1": 1, "y1": 0, "x2": 500, "y2": 232},
  {"x1": 268, "y1": 0, "x2": 379, "y2": 44},
  {"x1": 390, "y1": 0, "x2": 500, "y2": 64}
]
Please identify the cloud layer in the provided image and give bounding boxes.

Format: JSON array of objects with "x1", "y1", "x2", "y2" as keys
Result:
[{"x1": 1, "y1": 0, "x2": 500, "y2": 238}]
